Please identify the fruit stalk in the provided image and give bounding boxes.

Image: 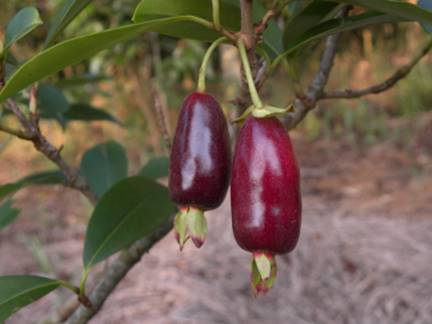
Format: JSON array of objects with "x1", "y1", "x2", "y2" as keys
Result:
[
  {"x1": 197, "y1": 37, "x2": 227, "y2": 93},
  {"x1": 237, "y1": 39, "x2": 263, "y2": 109}
]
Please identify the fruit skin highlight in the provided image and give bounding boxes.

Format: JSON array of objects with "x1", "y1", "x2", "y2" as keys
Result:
[
  {"x1": 169, "y1": 92, "x2": 231, "y2": 249},
  {"x1": 231, "y1": 116, "x2": 301, "y2": 295}
]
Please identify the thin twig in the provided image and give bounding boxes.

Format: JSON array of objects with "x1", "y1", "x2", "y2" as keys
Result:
[
  {"x1": 322, "y1": 38, "x2": 432, "y2": 100},
  {"x1": 0, "y1": 123, "x2": 32, "y2": 140},
  {"x1": 284, "y1": 6, "x2": 351, "y2": 130},
  {"x1": 284, "y1": 33, "x2": 341, "y2": 130},
  {"x1": 151, "y1": 84, "x2": 172, "y2": 153},
  {"x1": 5, "y1": 99, "x2": 97, "y2": 204},
  {"x1": 255, "y1": 0, "x2": 293, "y2": 37},
  {"x1": 255, "y1": 8, "x2": 277, "y2": 37}
]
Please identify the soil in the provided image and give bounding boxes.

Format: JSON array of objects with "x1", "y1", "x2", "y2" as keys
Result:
[{"x1": 0, "y1": 117, "x2": 431, "y2": 324}]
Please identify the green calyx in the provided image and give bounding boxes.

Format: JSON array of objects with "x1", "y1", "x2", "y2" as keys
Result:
[
  {"x1": 233, "y1": 104, "x2": 293, "y2": 123},
  {"x1": 174, "y1": 206, "x2": 208, "y2": 251},
  {"x1": 252, "y1": 104, "x2": 293, "y2": 118},
  {"x1": 251, "y1": 252, "x2": 277, "y2": 296}
]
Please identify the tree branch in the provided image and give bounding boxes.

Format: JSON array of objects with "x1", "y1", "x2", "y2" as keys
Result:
[
  {"x1": 255, "y1": 7, "x2": 277, "y2": 37},
  {"x1": 284, "y1": 6, "x2": 350, "y2": 130},
  {"x1": 284, "y1": 33, "x2": 341, "y2": 130},
  {"x1": 322, "y1": 38, "x2": 432, "y2": 100},
  {"x1": 5, "y1": 99, "x2": 97, "y2": 204},
  {"x1": 151, "y1": 84, "x2": 172, "y2": 153},
  {"x1": 237, "y1": 0, "x2": 258, "y2": 112},
  {"x1": 0, "y1": 123, "x2": 32, "y2": 140},
  {"x1": 240, "y1": 0, "x2": 255, "y2": 49},
  {"x1": 66, "y1": 216, "x2": 174, "y2": 324},
  {"x1": 255, "y1": 0, "x2": 293, "y2": 37}
]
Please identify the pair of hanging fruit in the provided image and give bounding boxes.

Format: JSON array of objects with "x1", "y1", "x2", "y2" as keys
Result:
[{"x1": 168, "y1": 38, "x2": 301, "y2": 296}]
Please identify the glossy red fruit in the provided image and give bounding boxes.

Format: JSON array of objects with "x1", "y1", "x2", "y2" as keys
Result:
[
  {"x1": 169, "y1": 92, "x2": 231, "y2": 209},
  {"x1": 231, "y1": 116, "x2": 301, "y2": 295},
  {"x1": 169, "y1": 92, "x2": 231, "y2": 249}
]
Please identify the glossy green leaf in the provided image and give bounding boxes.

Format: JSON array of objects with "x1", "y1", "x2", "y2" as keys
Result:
[
  {"x1": 4, "y1": 7, "x2": 43, "y2": 53},
  {"x1": 83, "y1": 176, "x2": 176, "y2": 268},
  {"x1": 0, "y1": 170, "x2": 66, "y2": 202},
  {"x1": 0, "y1": 17, "x2": 214, "y2": 102},
  {"x1": 0, "y1": 200, "x2": 20, "y2": 229},
  {"x1": 274, "y1": 11, "x2": 404, "y2": 68},
  {"x1": 132, "y1": 0, "x2": 239, "y2": 39},
  {"x1": 138, "y1": 156, "x2": 169, "y2": 180},
  {"x1": 335, "y1": 0, "x2": 432, "y2": 24},
  {"x1": 45, "y1": 0, "x2": 93, "y2": 46},
  {"x1": 0, "y1": 276, "x2": 60, "y2": 322},
  {"x1": 283, "y1": 1, "x2": 340, "y2": 48},
  {"x1": 80, "y1": 140, "x2": 128, "y2": 197},
  {"x1": 132, "y1": 0, "x2": 283, "y2": 55},
  {"x1": 63, "y1": 103, "x2": 120, "y2": 124},
  {"x1": 38, "y1": 84, "x2": 70, "y2": 120}
]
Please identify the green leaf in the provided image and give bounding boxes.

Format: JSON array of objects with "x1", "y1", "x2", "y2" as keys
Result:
[
  {"x1": 335, "y1": 0, "x2": 432, "y2": 24},
  {"x1": 274, "y1": 11, "x2": 404, "y2": 68},
  {"x1": 0, "y1": 200, "x2": 20, "y2": 230},
  {"x1": 45, "y1": 0, "x2": 93, "y2": 47},
  {"x1": 0, "y1": 170, "x2": 66, "y2": 202},
  {"x1": 83, "y1": 176, "x2": 176, "y2": 268},
  {"x1": 0, "y1": 183, "x2": 21, "y2": 201},
  {"x1": 0, "y1": 275, "x2": 60, "y2": 322},
  {"x1": 4, "y1": 7, "x2": 43, "y2": 53},
  {"x1": 283, "y1": 1, "x2": 340, "y2": 49},
  {"x1": 37, "y1": 84, "x2": 70, "y2": 121},
  {"x1": 132, "y1": 0, "x2": 283, "y2": 55},
  {"x1": 138, "y1": 156, "x2": 169, "y2": 180},
  {"x1": 63, "y1": 103, "x2": 120, "y2": 124},
  {"x1": 132, "y1": 0, "x2": 239, "y2": 39},
  {"x1": 80, "y1": 140, "x2": 128, "y2": 197},
  {"x1": 0, "y1": 17, "x2": 216, "y2": 102}
]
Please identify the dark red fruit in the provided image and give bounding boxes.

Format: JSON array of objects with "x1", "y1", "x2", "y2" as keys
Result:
[
  {"x1": 169, "y1": 92, "x2": 231, "y2": 209},
  {"x1": 231, "y1": 116, "x2": 301, "y2": 294},
  {"x1": 169, "y1": 92, "x2": 231, "y2": 249}
]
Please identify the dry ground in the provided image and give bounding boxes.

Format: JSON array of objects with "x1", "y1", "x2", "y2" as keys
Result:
[{"x1": 1, "y1": 118, "x2": 431, "y2": 324}]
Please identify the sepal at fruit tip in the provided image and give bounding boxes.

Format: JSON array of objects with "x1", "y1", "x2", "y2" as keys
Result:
[
  {"x1": 251, "y1": 252, "x2": 277, "y2": 296},
  {"x1": 174, "y1": 207, "x2": 207, "y2": 251}
]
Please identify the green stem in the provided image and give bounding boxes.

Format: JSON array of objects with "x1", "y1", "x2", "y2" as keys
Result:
[
  {"x1": 197, "y1": 37, "x2": 227, "y2": 93},
  {"x1": 189, "y1": 16, "x2": 215, "y2": 30},
  {"x1": 212, "y1": 0, "x2": 221, "y2": 30},
  {"x1": 79, "y1": 268, "x2": 90, "y2": 297},
  {"x1": 58, "y1": 280, "x2": 80, "y2": 295},
  {"x1": 188, "y1": 15, "x2": 236, "y2": 43},
  {"x1": 237, "y1": 40, "x2": 263, "y2": 109}
]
